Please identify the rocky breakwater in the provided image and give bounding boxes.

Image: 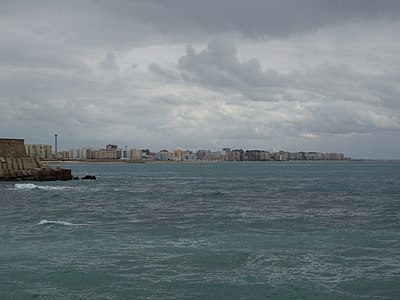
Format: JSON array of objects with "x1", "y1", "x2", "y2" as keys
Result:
[
  {"x1": 0, "y1": 157, "x2": 73, "y2": 181},
  {"x1": 0, "y1": 138, "x2": 74, "y2": 181}
]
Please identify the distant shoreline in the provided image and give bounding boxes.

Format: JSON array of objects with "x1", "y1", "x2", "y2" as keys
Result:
[
  {"x1": 41, "y1": 159, "x2": 391, "y2": 164},
  {"x1": 44, "y1": 159, "x2": 145, "y2": 164}
]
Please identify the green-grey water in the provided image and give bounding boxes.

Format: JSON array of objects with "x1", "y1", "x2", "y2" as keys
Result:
[{"x1": 1, "y1": 161, "x2": 400, "y2": 299}]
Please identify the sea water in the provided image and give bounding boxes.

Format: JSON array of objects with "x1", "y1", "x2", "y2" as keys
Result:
[{"x1": 1, "y1": 161, "x2": 399, "y2": 299}]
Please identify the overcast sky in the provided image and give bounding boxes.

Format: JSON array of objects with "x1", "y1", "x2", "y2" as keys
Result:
[{"x1": 1, "y1": 0, "x2": 400, "y2": 158}]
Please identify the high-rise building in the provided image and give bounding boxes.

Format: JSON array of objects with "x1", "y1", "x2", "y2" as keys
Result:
[{"x1": 25, "y1": 144, "x2": 53, "y2": 159}]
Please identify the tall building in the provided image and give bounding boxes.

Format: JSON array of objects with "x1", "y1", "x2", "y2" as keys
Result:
[
  {"x1": 130, "y1": 149, "x2": 143, "y2": 160},
  {"x1": 222, "y1": 148, "x2": 231, "y2": 161},
  {"x1": 96, "y1": 149, "x2": 117, "y2": 159},
  {"x1": 156, "y1": 150, "x2": 173, "y2": 161},
  {"x1": 173, "y1": 150, "x2": 183, "y2": 161},
  {"x1": 68, "y1": 148, "x2": 92, "y2": 159},
  {"x1": 25, "y1": 144, "x2": 53, "y2": 159},
  {"x1": 122, "y1": 146, "x2": 129, "y2": 160},
  {"x1": 182, "y1": 150, "x2": 197, "y2": 161},
  {"x1": 196, "y1": 150, "x2": 210, "y2": 161}
]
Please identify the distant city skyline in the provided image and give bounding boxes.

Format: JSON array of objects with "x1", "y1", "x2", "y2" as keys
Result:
[
  {"x1": 26, "y1": 137, "x2": 349, "y2": 159},
  {"x1": 1, "y1": 1, "x2": 400, "y2": 159},
  {"x1": 24, "y1": 141, "x2": 347, "y2": 162},
  {"x1": 16, "y1": 133, "x2": 366, "y2": 160}
]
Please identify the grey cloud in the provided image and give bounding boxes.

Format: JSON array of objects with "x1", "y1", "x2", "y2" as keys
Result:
[
  {"x1": 153, "y1": 95, "x2": 183, "y2": 106},
  {"x1": 1, "y1": 0, "x2": 400, "y2": 49},
  {"x1": 151, "y1": 94, "x2": 202, "y2": 106},
  {"x1": 174, "y1": 40, "x2": 400, "y2": 111},
  {"x1": 178, "y1": 40, "x2": 282, "y2": 91},
  {"x1": 298, "y1": 65, "x2": 400, "y2": 112},
  {"x1": 154, "y1": 40, "x2": 400, "y2": 140},
  {"x1": 99, "y1": 53, "x2": 118, "y2": 70},
  {"x1": 362, "y1": 72, "x2": 400, "y2": 109},
  {"x1": 0, "y1": 27, "x2": 86, "y2": 72},
  {"x1": 148, "y1": 63, "x2": 179, "y2": 83},
  {"x1": 99, "y1": 0, "x2": 400, "y2": 39},
  {"x1": 176, "y1": 42, "x2": 361, "y2": 105}
]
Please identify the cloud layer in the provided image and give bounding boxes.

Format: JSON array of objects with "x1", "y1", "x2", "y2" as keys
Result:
[{"x1": 1, "y1": 0, "x2": 400, "y2": 158}]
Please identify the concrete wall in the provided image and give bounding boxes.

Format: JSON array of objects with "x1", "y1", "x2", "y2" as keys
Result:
[
  {"x1": 0, "y1": 139, "x2": 28, "y2": 158},
  {"x1": 0, "y1": 156, "x2": 42, "y2": 180}
]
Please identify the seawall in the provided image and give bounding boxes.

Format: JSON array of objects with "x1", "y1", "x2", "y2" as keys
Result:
[{"x1": 0, "y1": 138, "x2": 28, "y2": 158}]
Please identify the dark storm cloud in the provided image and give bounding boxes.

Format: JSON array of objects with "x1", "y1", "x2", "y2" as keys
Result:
[
  {"x1": 91, "y1": 0, "x2": 400, "y2": 39},
  {"x1": 152, "y1": 0, "x2": 400, "y2": 37},
  {"x1": 1, "y1": 0, "x2": 400, "y2": 45}
]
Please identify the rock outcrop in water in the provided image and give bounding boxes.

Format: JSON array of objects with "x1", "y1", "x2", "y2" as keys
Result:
[
  {"x1": 0, "y1": 138, "x2": 73, "y2": 181},
  {"x1": 81, "y1": 175, "x2": 96, "y2": 180}
]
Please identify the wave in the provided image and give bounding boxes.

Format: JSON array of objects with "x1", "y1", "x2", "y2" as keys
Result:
[
  {"x1": 38, "y1": 219, "x2": 81, "y2": 226},
  {"x1": 14, "y1": 183, "x2": 67, "y2": 191}
]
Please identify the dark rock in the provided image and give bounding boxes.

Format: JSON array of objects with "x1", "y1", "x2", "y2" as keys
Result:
[{"x1": 81, "y1": 175, "x2": 96, "y2": 180}]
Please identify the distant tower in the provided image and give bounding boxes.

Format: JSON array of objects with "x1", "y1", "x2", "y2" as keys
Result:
[{"x1": 54, "y1": 134, "x2": 58, "y2": 155}]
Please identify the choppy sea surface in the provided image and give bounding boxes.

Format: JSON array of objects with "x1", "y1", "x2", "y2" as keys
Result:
[{"x1": 1, "y1": 161, "x2": 400, "y2": 299}]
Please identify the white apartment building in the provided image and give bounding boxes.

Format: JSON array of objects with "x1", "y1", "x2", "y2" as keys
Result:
[{"x1": 25, "y1": 144, "x2": 53, "y2": 159}]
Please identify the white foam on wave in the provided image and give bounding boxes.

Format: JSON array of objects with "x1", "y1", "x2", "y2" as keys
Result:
[
  {"x1": 14, "y1": 183, "x2": 37, "y2": 189},
  {"x1": 14, "y1": 183, "x2": 67, "y2": 191},
  {"x1": 38, "y1": 219, "x2": 80, "y2": 226}
]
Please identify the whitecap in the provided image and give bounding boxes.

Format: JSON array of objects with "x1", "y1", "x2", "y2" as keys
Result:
[
  {"x1": 38, "y1": 219, "x2": 80, "y2": 226},
  {"x1": 15, "y1": 183, "x2": 38, "y2": 189},
  {"x1": 14, "y1": 183, "x2": 67, "y2": 191},
  {"x1": 37, "y1": 186, "x2": 67, "y2": 191}
]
